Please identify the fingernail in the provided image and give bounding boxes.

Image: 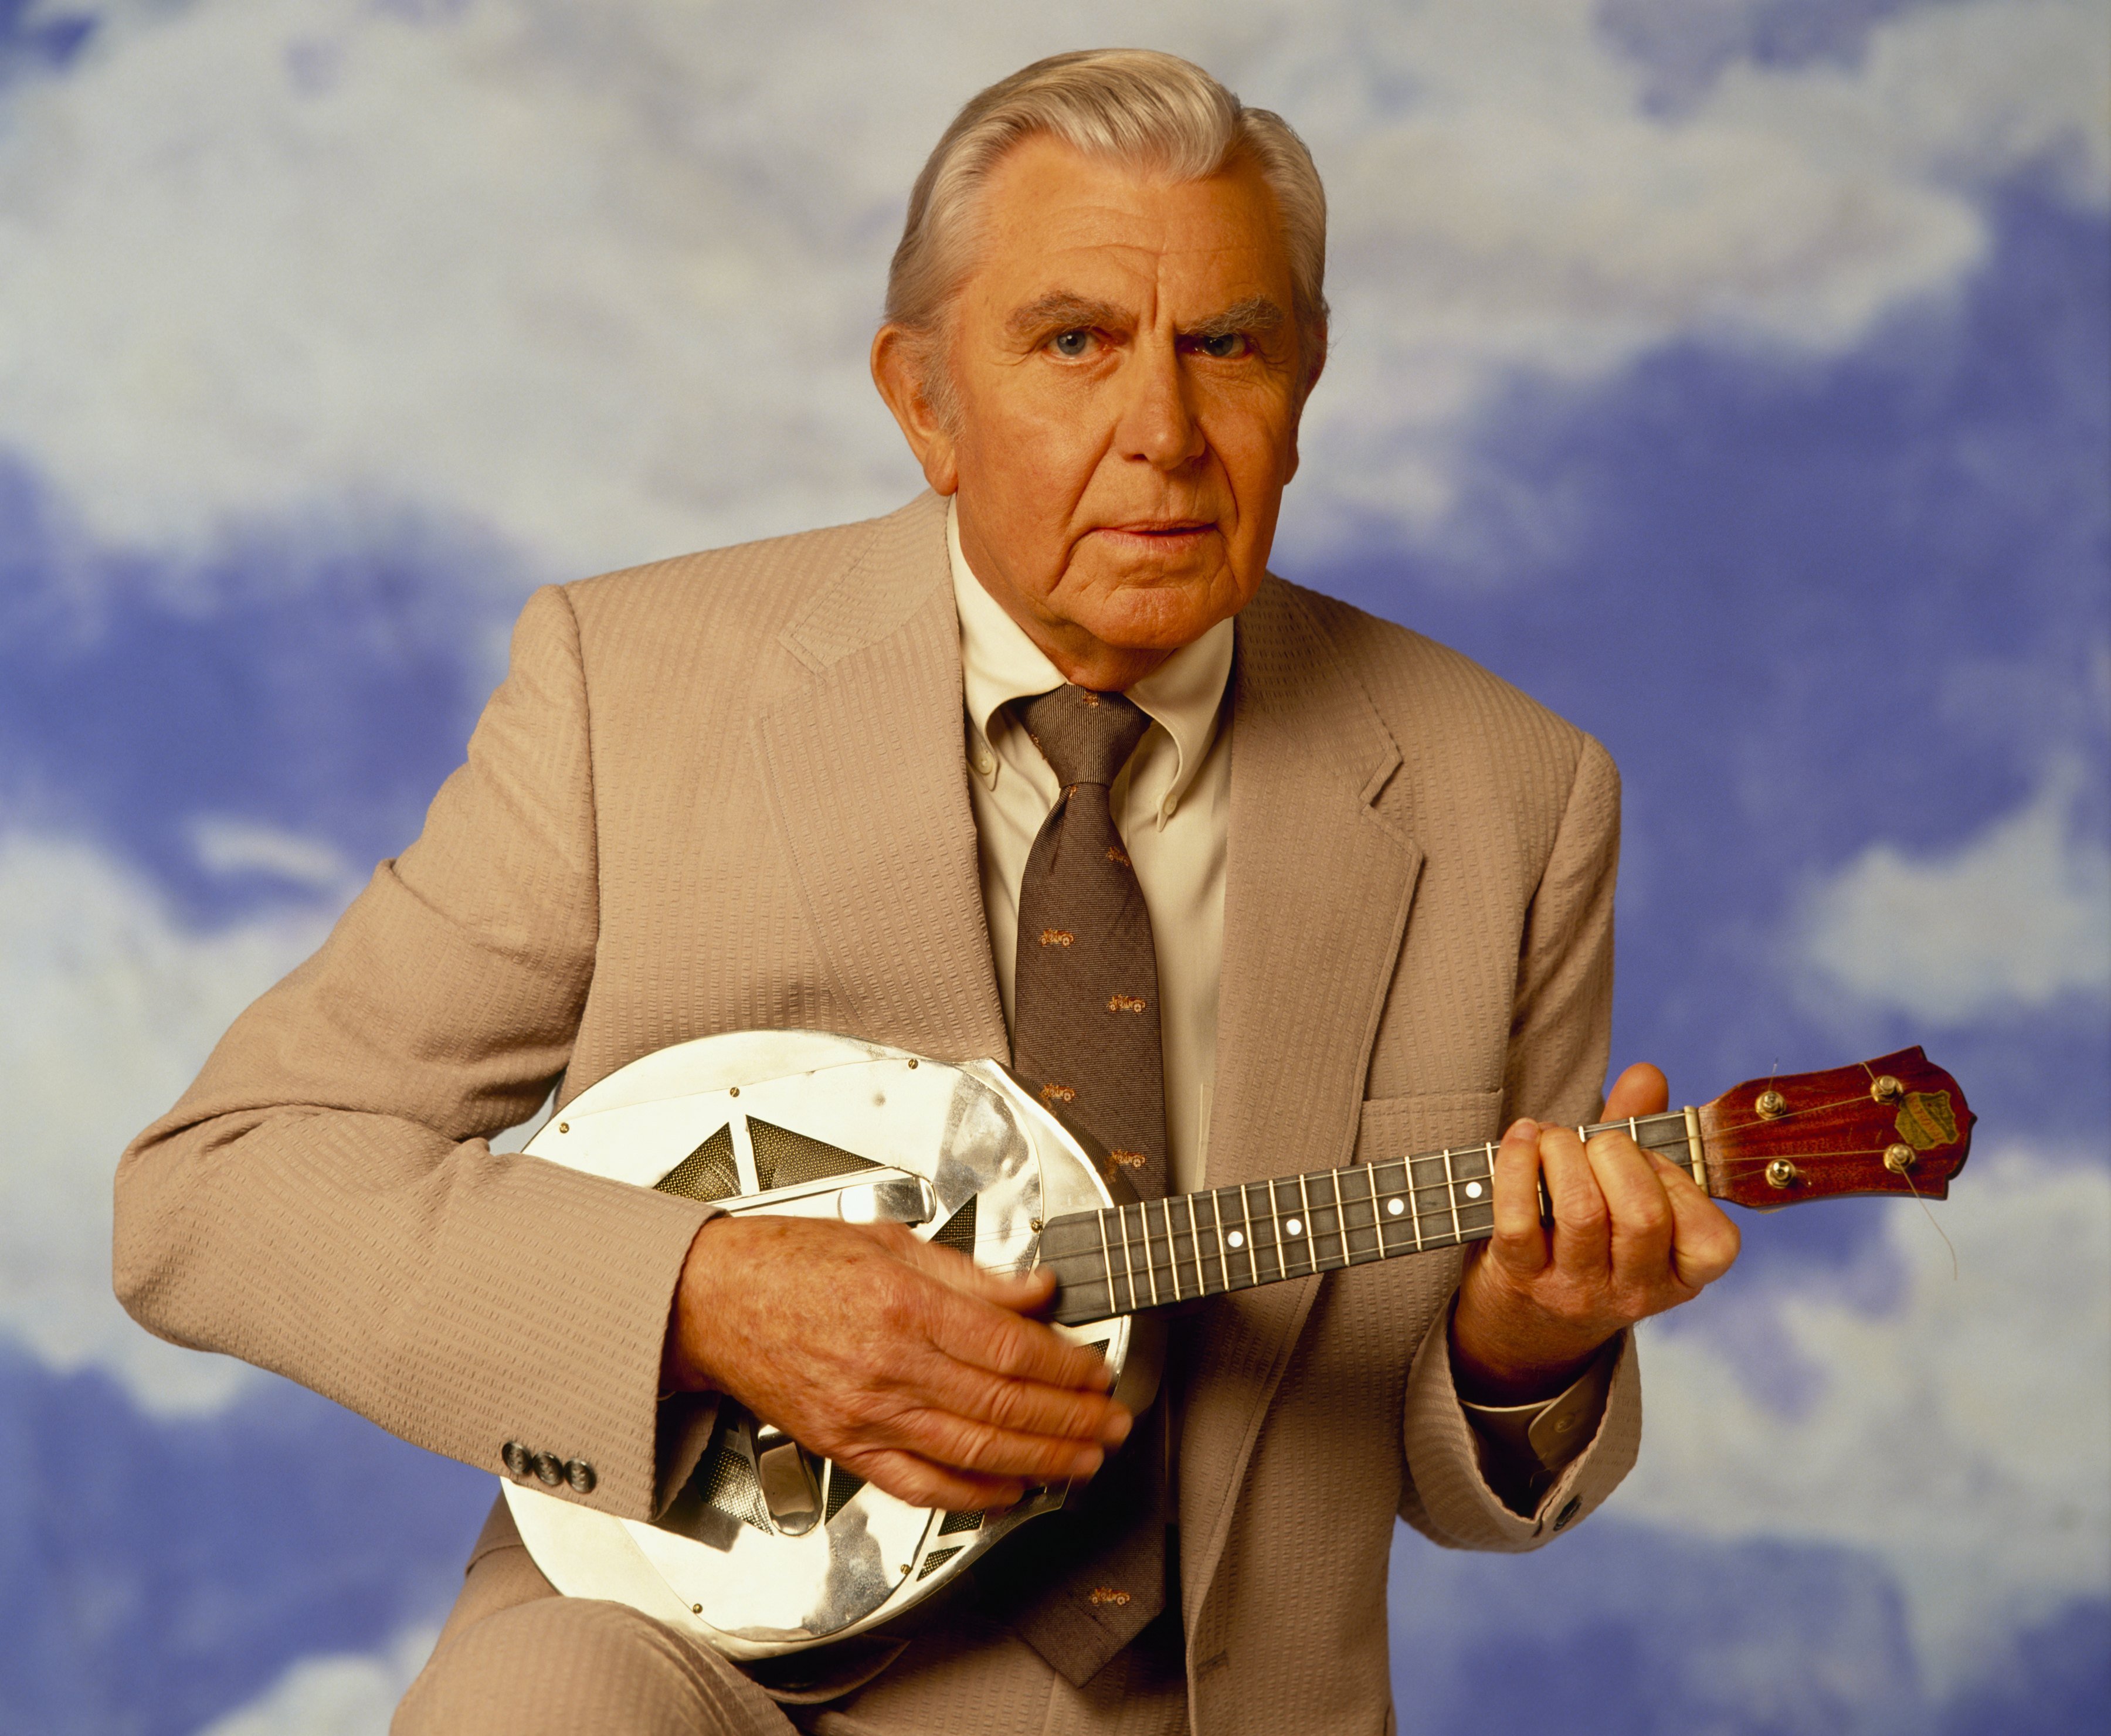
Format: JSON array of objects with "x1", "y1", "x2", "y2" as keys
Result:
[
  {"x1": 1507, "y1": 1118, "x2": 1538, "y2": 1141},
  {"x1": 1075, "y1": 1445, "x2": 1106, "y2": 1478},
  {"x1": 1098, "y1": 1409, "x2": 1132, "y2": 1448}
]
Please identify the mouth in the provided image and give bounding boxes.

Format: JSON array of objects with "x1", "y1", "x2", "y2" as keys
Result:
[{"x1": 1098, "y1": 519, "x2": 1216, "y2": 541}]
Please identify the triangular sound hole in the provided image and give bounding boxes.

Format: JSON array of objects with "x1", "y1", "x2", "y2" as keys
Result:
[
  {"x1": 930, "y1": 1194, "x2": 976, "y2": 1256},
  {"x1": 748, "y1": 1119, "x2": 881, "y2": 1192},
  {"x1": 656, "y1": 1126, "x2": 739, "y2": 1202}
]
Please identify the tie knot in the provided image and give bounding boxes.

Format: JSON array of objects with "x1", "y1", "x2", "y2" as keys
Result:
[{"x1": 1018, "y1": 686, "x2": 1152, "y2": 789}]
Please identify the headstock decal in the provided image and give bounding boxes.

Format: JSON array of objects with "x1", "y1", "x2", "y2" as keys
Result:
[{"x1": 1896, "y1": 1092, "x2": 1958, "y2": 1150}]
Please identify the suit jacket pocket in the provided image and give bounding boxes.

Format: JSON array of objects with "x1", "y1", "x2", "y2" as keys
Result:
[{"x1": 1352, "y1": 1089, "x2": 1504, "y2": 1168}]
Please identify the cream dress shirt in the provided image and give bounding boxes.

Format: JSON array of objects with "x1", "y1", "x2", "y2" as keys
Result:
[{"x1": 946, "y1": 500, "x2": 1604, "y2": 1496}]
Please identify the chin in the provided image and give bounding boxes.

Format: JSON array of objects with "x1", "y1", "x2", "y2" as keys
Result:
[{"x1": 1084, "y1": 591, "x2": 1235, "y2": 654}]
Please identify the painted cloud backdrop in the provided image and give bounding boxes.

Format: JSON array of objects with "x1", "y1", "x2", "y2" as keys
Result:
[{"x1": 1, "y1": 2, "x2": 2105, "y2": 1731}]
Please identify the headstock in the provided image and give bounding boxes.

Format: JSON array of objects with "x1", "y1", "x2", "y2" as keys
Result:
[{"x1": 1696, "y1": 1047, "x2": 1974, "y2": 1210}]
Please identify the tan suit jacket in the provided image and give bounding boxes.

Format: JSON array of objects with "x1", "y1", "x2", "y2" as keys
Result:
[{"x1": 116, "y1": 491, "x2": 1638, "y2": 1736}]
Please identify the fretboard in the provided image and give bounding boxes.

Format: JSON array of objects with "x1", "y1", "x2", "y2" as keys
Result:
[{"x1": 1038, "y1": 1109, "x2": 1702, "y2": 1327}]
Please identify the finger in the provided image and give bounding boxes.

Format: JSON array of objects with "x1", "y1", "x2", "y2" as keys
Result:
[
  {"x1": 1487, "y1": 1118, "x2": 1550, "y2": 1276},
  {"x1": 1587, "y1": 1132, "x2": 1675, "y2": 1292},
  {"x1": 1540, "y1": 1123, "x2": 1610, "y2": 1280},
  {"x1": 908, "y1": 1350, "x2": 1135, "y2": 1449},
  {"x1": 833, "y1": 1446, "x2": 1038, "y2": 1513},
  {"x1": 909, "y1": 1235, "x2": 1061, "y2": 1313},
  {"x1": 1648, "y1": 1153, "x2": 1742, "y2": 1290},
  {"x1": 860, "y1": 1392, "x2": 1113, "y2": 1484},
  {"x1": 1604, "y1": 1061, "x2": 1669, "y2": 1122},
  {"x1": 923, "y1": 1283, "x2": 1121, "y2": 1395}
]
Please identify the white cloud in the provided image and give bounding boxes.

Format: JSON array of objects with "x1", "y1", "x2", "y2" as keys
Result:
[
  {"x1": 0, "y1": 827, "x2": 335, "y2": 1413},
  {"x1": 0, "y1": 0, "x2": 2101, "y2": 576},
  {"x1": 194, "y1": 1622, "x2": 437, "y2": 1736},
  {"x1": 1620, "y1": 1142, "x2": 2111, "y2": 1692},
  {"x1": 191, "y1": 814, "x2": 357, "y2": 894},
  {"x1": 1799, "y1": 763, "x2": 2111, "y2": 1022}
]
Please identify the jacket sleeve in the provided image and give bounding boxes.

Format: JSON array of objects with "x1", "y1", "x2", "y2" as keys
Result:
[
  {"x1": 113, "y1": 584, "x2": 715, "y2": 1521},
  {"x1": 1396, "y1": 732, "x2": 1642, "y2": 1551}
]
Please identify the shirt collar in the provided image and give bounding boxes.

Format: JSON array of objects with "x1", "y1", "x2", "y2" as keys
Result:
[{"x1": 948, "y1": 498, "x2": 1234, "y2": 825}]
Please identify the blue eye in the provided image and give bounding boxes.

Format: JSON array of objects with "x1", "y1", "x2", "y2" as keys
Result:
[
  {"x1": 1199, "y1": 332, "x2": 1245, "y2": 359},
  {"x1": 1051, "y1": 329, "x2": 1091, "y2": 358}
]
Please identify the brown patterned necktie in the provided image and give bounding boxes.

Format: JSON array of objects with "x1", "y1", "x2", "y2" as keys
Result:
[
  {"x1": 983, "y1": 683, "x2": 1174, "y2": 1686},
  {"x1": 1009, "y1": 684, "x2": 1169, "y2": 1200}
]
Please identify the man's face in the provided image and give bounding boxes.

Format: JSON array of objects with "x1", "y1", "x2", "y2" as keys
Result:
[{"x1": 877, "y1": 135, "x2": 1316, "y2": 689}]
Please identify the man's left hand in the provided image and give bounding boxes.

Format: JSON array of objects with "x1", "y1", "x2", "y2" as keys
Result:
[{"x1": 1450, "y1": 1062, "x2": 1740, "y2": 1405}]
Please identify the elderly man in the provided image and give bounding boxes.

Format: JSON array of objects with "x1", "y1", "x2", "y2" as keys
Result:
[{"x1": 115, "y1": 49, "x2": 1737, "y2": 1736}]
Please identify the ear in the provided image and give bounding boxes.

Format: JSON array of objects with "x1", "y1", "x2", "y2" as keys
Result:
[{"x1": 871, "y1": 324, "x2": 959, "y2": 496}]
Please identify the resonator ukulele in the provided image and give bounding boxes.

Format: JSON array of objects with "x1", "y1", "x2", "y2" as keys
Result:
[{"x1": 503, "y1": 1029, "x2": 1971, "y2": 1660}]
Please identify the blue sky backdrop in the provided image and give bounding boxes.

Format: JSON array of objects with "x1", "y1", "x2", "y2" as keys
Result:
[{"x1": 1, "y1": 3, "x2": 2106, "y2": 1732}]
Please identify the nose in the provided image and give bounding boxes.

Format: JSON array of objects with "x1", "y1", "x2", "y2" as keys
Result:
[{"x1": 1116, "y1": 338, "x2": 1204, "y2": 471}]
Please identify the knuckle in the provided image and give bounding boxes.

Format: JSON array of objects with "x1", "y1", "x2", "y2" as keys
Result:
[
  {"x1": 982, "y1": 1379, "x2": 1030, "y2": 1433},
  {"x1": 1628, "y1": 1196, "x2": 1672, "y2": 1237}
]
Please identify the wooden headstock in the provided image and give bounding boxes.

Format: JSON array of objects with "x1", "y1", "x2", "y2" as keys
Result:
[{"x1": 1696, "y1": 1046, "x2": 1974, "y2": 1209}]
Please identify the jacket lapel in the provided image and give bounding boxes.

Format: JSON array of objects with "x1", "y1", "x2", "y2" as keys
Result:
[
  {"x1": 1179, "y1": 577, "x2": 1424, "y2": 1628},
  {"x1": 751, "y1": 494, "x2": 1010, "y2": 1064}
]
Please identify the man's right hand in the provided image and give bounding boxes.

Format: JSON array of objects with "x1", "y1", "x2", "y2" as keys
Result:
[{"x1": 660, "y1": 1213, "x2": 1132, "y2": 1511}]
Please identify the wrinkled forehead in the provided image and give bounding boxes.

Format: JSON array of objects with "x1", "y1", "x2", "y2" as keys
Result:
[{"x1": 963, "y1": 135, "x2": 1297, "y2": 324}]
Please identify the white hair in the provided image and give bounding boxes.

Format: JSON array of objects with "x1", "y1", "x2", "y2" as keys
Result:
[{"x1": 884, "y1": 49, "x2": 1329, "y2": 424}]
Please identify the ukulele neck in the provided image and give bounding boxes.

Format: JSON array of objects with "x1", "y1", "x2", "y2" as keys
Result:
[{"x1": 1036, "y1": 1109, "x2": 1703, "y2": 1328}]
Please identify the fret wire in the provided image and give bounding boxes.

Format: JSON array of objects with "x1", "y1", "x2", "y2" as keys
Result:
[
  {"x1": 1366, "y1": 1165, "x2": 1387, "y2": 1259},
  {"x1": 1270, "y1": 1179, "x2": 1289, "y2": 1280},
  {"x1": 1139, "y1": 1203, "x2": 1160, "y2": 1308},
  {"x1": 1328, "y1": 1168, "x2": 1351, "y2": 1268},
  {"x1": 1096, "y1": 1210, "x2": 1116, "y2": 1319},
  {"x1": 1155, "y1": 1198, "x2": 1177, "y2": 1302},
  {"x1": 1206, "y1": 1190, "x2": 1227, "y2": 1293},
  {"x1": 1441, "y1": 1146, "x2": 1462, "y2": 1246},
  {"x1": 1233, "y1": 1183, "x2": 1252, "y2": 1283},
  {"x1": 1185, "y1": 1194, "x2": 1207, "y2": 1296},
  {"x1": 1119, "y1": 1202, "x2": 1140, "y2": 1313},
  {"x1": 1294, "y1": 1173, "x2": 1314, "y2": 1275},
  {"x1": 1404, "y1": 1159, "x2": 1424, "y2": 1251},
  {"x1": 1233, "y1": 1174, "x2": 1250, "y2": 1284}
]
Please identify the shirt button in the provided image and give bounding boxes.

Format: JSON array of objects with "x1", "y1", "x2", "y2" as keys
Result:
[
  {"x1": 532, "y1": 1452, "x2": 565, "y2": 1487},
  {"x1": 1552, "y1": 1496, "x2": 1582, "y2": 1532},
  {"x1": 565, "y1": 1459, "x2": 598, "y2": 1494},
  {"x1": 502, "y1": 1441, "x2": 531, "y2": 1478}
]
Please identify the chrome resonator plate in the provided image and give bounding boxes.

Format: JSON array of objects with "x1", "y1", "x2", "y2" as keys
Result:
[{"x1": 503, "y1": 1030, "x2": 1139, "y2": 1659}]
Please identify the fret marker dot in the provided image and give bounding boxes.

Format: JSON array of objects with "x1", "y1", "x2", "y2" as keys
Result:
[
  {"x1": 1286, "y1": 1218, "x2": 1303, "y2": 1237},
  {"x1": 1227, "y1": 1230, "x2": 1245, "y2": 1249},
  {"x1": 1387, "y1": 1199, "x2": 1404, "y2": 1217},
  {"x1": 1464, "y1": 1181, "x2": 1484, "y2": 1200}
]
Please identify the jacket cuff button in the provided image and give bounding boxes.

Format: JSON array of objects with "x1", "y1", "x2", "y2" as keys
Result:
[
  {"x1": 502, "y1": 1441, "x2": 531, "y2": 1478},
  {"x1": 1552, "y1": 1496, "x2": 1582, "y2": 1532},
  {"x1": 532, "y1": 1452, "x2": 565, "y2": 1487},
  {"x1": 565, "y1": 1459, "x2": 597, "y2": 1494}
]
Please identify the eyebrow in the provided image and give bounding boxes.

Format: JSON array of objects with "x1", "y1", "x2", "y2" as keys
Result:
[
  {"x1": 1182, "y1": 296, "x2": 1285, "y2": 341},
  {"x1": 1005, "y1": 291, "x2": 1287, "y2": 342},
  {"x1": 1006, "y1": 293, "x2": 1126, "y2": 339}
]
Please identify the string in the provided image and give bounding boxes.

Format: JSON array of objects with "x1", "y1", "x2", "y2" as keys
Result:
[
  {"x1": 1699, "y1": 1091, "x2": 1891, "y2": 1139},
  {"x1": 1896, "y1": 1163, "x2": 1959, "y2": 1281}
]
